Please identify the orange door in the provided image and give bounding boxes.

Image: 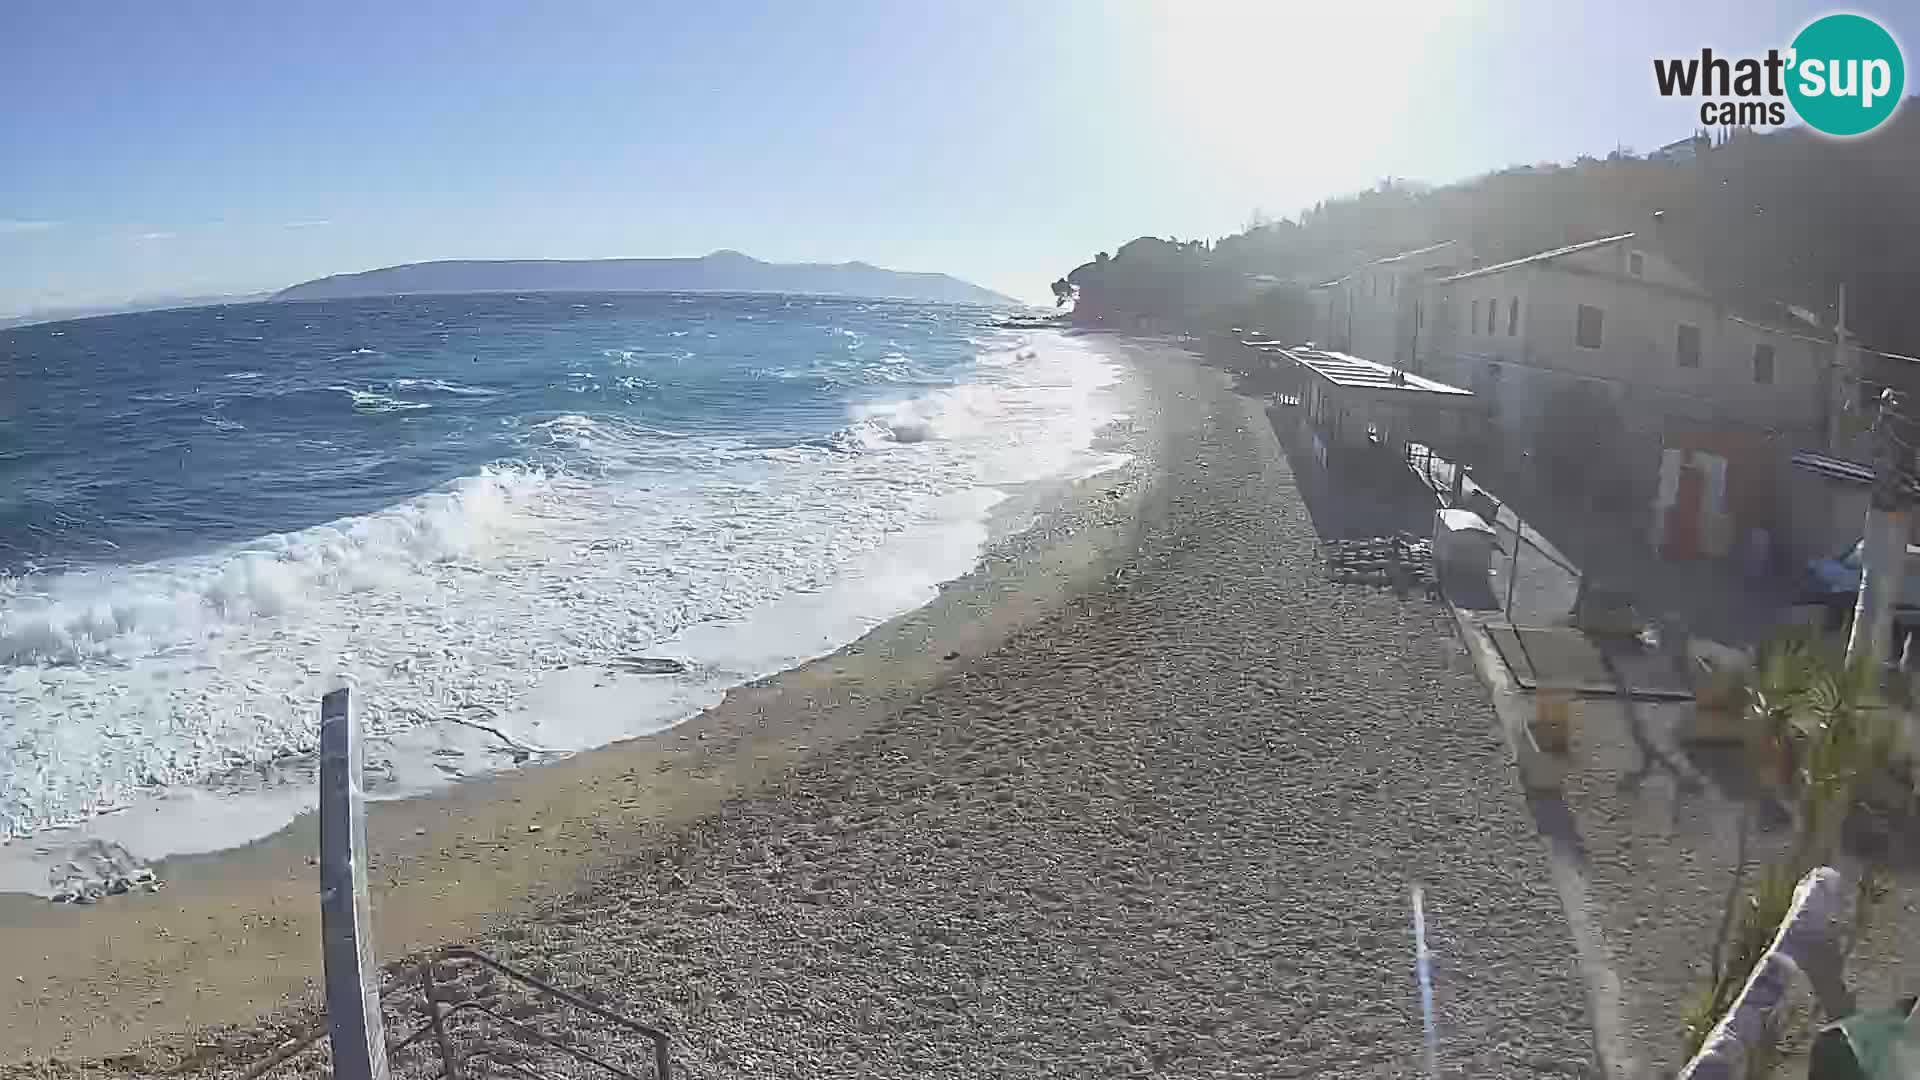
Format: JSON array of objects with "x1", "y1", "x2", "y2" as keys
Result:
[{"x1": 1664, "y1": 463, "x2": 1704, "y2": 561}]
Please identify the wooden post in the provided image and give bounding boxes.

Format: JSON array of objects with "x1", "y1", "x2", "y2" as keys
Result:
[
  {"x1": 1679, "y1": 867, "x2": 1854, "y2": 1079},
  {"x1": 319, "y1": 687, "x2": 391, "y2": 1080}
]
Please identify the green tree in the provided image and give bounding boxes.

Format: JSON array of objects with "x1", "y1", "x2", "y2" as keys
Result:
[{"x1": 1056, "y1": 108, "x2": 1920, "y2": 352}]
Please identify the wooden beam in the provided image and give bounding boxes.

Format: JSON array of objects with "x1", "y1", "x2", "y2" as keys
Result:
[{"x1": 1679, "y1": 867, "x2": 1854, "y2": 1079}]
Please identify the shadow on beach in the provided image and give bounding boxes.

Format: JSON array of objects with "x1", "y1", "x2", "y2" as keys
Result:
[{"x1": 1262, "y1": 403, "x2": 1437, "y2": 543}]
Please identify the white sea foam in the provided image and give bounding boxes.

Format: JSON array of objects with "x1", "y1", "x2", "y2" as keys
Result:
[
  {"x1": 0, "y1": 466, "x2": 550, "y2": 669},
  {"x1": 390, "y1": 377, "x2": 497, "y2": 397},
  {"x1": 330, "y1": 385, "x2": 432, "y2": 413},
  {"x1": 0, "y1": 333, "x2": 1129, "y2": 854}
]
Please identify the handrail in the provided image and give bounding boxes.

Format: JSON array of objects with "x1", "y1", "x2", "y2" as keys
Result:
[
  {"x1": 428, "y1": 947, "x2": 673, "y2": 1080},
  {"x1": 243, "y1": 690, "x2": 676, "y2": 1080}
]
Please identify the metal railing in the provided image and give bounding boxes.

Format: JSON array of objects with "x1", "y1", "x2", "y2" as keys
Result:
[
  {"x1": 249, "y1": 688, "x2": 674, "y2": 1080},
  {"x1": 400, "y1": 948, "x2": 672, "y2": 1080},
  {"x1": 239, "y1": 946, "x2": 672, "y2": 1080}
]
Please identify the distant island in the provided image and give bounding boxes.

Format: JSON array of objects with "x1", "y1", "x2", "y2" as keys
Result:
[
  {"x1": 0, "y1": 292, "x2": 270, "y2": 331},
  {"x1": 274, "y1": 250, "x2": 1018, "y2": 306}
]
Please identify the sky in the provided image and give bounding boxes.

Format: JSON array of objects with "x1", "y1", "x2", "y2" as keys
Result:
[{"x1": 1, "y1": 0, "x2": 1913, "y2": 314}]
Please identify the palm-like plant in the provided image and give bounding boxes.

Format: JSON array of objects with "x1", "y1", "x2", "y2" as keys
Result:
[
  {"x1": 1793, "y1": 654, "x2": 1889, "y2": 864},
  {"x1": 1744, "y1": 632, "x2": 1816, "y2": 788},
  {"x1": 1684, "y1": 628, "x2": 1904, "y2": 1059},
  {"x1": 1742, "y1": 625, "x2": 1891, "y2": 853}
]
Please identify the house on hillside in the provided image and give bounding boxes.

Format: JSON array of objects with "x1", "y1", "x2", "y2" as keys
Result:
[
  {"x1": 1649, "y1": 133, "x2": 1710, "y2": 164},
  {"x1": 1412, "y1": 227, "x2": 1848, "y2": 564},
  {"x1": 1306, "y1": 281, "x2": 1337, "y2": 347},
  {"x1": 1310, "y1": 277, "x2": 1347, "y2": 350},
  {"x1": 1314, "y1": 241, "x2": 1462, "y2": 368}
]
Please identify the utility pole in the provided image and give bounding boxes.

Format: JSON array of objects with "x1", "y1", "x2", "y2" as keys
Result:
[
  {"x1": 1410, "y1": 296, "x2": 1422, "y2": 374},
  {"x1": 1827, "y1": 284, "x2": 1857, "y2": 453},
  {"x1": 1845, "y1": 385, "x2": 1917, "y2": 672}
]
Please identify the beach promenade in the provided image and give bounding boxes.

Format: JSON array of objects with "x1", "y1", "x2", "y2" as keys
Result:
[{"x1": 1, "y1": 340, "x2": 1594, "y2": 1077}]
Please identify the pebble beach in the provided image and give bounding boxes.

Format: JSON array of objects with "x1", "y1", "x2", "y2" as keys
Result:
[{"x1": 0, "y1": 338, "x2": 1596, "y2": 1077}]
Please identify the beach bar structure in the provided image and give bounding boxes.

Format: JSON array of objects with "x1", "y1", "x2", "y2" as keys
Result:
[
  {"x1": 1231, "y1": 338, "x2": 1303, "y2": 400},
  {"x1": 1267, "y1": 346, "x2": 1486, "y2": 471}
]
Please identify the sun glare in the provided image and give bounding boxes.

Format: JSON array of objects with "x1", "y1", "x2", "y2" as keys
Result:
[{"x1": 1145, "y1": 1, "x2": 1477, "y2": 200}]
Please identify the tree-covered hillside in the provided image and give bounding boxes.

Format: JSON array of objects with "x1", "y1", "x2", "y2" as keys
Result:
[{"x1": 1058, "y1": 103, "x2": 1920, "y2": 353}]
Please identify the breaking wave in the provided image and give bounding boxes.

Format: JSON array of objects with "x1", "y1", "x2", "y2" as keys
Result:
[{"x1": 1, "y1": 304, "x2": 1129, "y2": 843}]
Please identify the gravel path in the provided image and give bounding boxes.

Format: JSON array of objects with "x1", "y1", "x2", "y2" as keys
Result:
[{"x1": 28, "y1": 345, "x2": 1596, "y2": 1077}]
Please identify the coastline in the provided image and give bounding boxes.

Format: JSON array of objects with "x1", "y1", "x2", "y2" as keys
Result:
[
  {"x1": 4, "y1": 335, "x2": 1595, "y2": 1076},
  {"x1": 0, "y1": 338, "x2": 1157, "y2": 1065}
]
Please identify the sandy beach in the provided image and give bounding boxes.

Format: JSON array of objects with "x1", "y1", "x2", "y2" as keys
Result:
[{"x1": 0, "y1": 338, "x2": 1594, "y2": 1077}]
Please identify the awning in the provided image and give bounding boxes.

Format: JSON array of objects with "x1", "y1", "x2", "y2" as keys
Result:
[
  {"x1": 1791, "y1": 450, "x2": 1920, "y2": 502},
  {"x1": 1791, "y1": 451, "x2": 1874, "y2": 486}
]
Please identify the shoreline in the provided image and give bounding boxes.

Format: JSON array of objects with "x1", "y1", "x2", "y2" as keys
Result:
[
  {"x1": 0, "y1": 329, "x2": 1133, "y2": 898},
  {"x1": 5, "y1": 336, "x2": 1596, "y2": 1076},
  {"x1": 0, "y1": 340, "x2": 1159, "y2": 1065}
]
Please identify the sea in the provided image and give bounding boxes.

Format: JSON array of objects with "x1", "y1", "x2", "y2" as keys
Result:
[{"x1": 0, "y1": 293, "x2": 1127, "y2": 891}]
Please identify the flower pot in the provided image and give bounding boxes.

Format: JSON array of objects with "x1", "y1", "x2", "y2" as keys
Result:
[{"x1": 1748, "y1": 732, "x2": 1796, "y2": 792}]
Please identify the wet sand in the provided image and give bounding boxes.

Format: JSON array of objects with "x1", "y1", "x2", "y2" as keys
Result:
[{"x1": 1, "y1": 339, "x2": 1594, "y2": 1076}]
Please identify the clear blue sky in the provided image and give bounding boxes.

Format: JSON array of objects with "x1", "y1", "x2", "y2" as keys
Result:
[{"x1": 1, "y1": 0, "x2": 1911, "y2": 313}]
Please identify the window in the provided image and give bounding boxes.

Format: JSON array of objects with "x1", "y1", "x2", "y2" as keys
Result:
[
  {"x1": 1677, "y1": 324, "x2": 1701, "y2": 368},
  {"x1": 1471, "y1": 300, "x2": 1480, "y2": 334},
  {"x1": 1507, "y1": 297, "x2": 1519, "y2": 336},
  {"x1": 1389, "y1": 276, "x2": 1396, "y2": 299},
  {"x1": 1486, "y1": 299, "x2": 1497, "y2": 334},
  {"x1": 1629, "y1": 252, "x2": 1645, "y2": 277},
  {"x1": 1576, "y1": 305, "x2": 1604, "y2": 349},
  {"x1": 1753, "y1": 343, "x2": 1776, "y2": 384}
]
